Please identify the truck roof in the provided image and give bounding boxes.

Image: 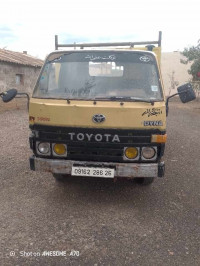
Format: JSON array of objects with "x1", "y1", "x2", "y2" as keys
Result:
[
  {"x1": 47, "y1": 48, "x2": 161, "y2": 66},
  {"x1": 52, "y1": 31, "x2": 162, "y2": 65}
]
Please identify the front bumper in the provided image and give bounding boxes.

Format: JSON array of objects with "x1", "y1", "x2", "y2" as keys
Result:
[{"x1": 30, "y1": 156, "x2": 165, "y2": 178}]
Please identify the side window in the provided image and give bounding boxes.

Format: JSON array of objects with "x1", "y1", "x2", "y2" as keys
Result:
[
  {"x1": 89, "y1": 62, "x2": 124, "y2": 77},
  {"x1": 16, "y1": 74, "x2": 24, "y2": 85},
  {"x1": 38, "y1": 65, "x2": 49, "y2": 92},
  {"x1": 48, "y1": 63, "x2": 58, "y2": 91},
  {"x1": 38, "y1": 63, "x2": 61, "y2": 93}
]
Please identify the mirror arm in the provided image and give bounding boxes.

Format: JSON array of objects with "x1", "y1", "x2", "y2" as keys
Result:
[
  {"x1": 0, "y1": 92, "x2": 7, "y2": 97},
  {"x1": 166, "y1": 93, "x2": 179, "y2": 116},
  {"x1": 166, "y1": 90, "x2": 189, "y2": 116},
  {"x1": 16, "y1": 93, "x2": 30, "y2": 110}
]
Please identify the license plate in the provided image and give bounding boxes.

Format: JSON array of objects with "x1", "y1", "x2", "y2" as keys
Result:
[{"x1": 71, "y1": 166, "x2": 115, "y2": 178}]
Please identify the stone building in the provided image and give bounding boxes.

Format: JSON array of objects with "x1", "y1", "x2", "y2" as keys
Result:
[{"x1": 0, "y1": 49, "x2": 43, "y2": 94}]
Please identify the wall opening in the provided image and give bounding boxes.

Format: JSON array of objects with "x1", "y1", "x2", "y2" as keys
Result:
[{"x1": 16, "y1": 74, "x2": 24, "y2": 85}]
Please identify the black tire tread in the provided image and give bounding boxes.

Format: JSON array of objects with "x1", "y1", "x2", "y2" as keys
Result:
[
  {"x1": 53, "y1": 174, "x2": 66, "y2": 182},
  {"x1": 135, "y1": 177, "x2": 155, "y2": 185}
]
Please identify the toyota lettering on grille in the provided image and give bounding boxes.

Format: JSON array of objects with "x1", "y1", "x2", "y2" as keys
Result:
[
  {"x1": 68, "y1": 133, "x2": 120, "y2": 142},
  {"x1": 92, "y1": 114, "x2": 105, "y2": 123}
]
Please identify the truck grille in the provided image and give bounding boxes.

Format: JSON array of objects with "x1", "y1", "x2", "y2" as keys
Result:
[{"x1": 30, "y1": 125, "x2": 165, "y2": 162}]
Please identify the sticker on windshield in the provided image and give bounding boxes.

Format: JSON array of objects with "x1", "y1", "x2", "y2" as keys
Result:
[
  {"x1": 151, "y1": 85, "x2": 158, "y2": 91},
  {"x1": 52, "y1": 56, "x2": 62, "y2": 62},
  {"x1": 85, "y1": 55, "x2": 116, "y2": 61},
  {"x1": 139, "y1": 56, "x2": 151, "y2": 62}
]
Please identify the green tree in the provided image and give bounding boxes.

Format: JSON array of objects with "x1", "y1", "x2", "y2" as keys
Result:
[{"x1": 181, "y1": 40, "x2": 200, "y2": 81}]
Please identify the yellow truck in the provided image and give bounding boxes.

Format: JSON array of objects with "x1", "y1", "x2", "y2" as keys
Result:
[{"x1": 1, "y1": 32, "x2": 196, "y2": 185}]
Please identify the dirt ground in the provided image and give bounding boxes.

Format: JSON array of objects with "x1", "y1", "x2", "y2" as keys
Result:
[
  {"x1": 168, "y1": 97, "x2": 200, "y2": 113},
  {"x1": 0, "y1": 98, "x2": 28, "y2": 113},
  {"x1": 0, "y1": 98, "x2": 199, "y2": 266}
]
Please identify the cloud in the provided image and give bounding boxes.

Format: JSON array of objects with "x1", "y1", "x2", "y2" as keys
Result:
[
  {"x1": 0, "y1": 0, "x2": 199, "y2": 58},
  {"x1": 0, "y1": 26, "x2": 18, "y2": 48}
]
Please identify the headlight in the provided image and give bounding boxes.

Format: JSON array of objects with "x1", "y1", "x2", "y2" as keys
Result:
[
  {"x1": 124, "y1": 147, "x2": 139, "y2": 160},
  {"x1": 37, "y1": 142, "x2": 50, "y2": 155},
  {"x1": 142, "y1": 147, "x2": 156, "y2": 159},
  {"x1": 53, "y1": 143, "x2": 67, "y2": 157}
]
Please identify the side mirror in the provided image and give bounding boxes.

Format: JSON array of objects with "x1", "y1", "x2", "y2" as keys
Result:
[
  {"x1": 177, "y1": 83, "x2": 196, "y2": 103},
  {"x1": 0, "y1": 89, "x2": 18, "y2": 103},
  {"x1": 166, "y1": 83, "x2": 196, "y2": 116}
]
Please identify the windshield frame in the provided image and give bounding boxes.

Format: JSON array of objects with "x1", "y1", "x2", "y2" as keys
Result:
[{"x1": 33, "y1": 50, "x2": 164, "y2": 102}]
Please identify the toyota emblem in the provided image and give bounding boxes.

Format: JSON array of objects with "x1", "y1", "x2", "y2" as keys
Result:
[
  {"x1": 139, "y1": 56, "x2": 151, "y2": 62},
  {"x1": 92, "y1": 114, "x2": 106, "y2": 123}
]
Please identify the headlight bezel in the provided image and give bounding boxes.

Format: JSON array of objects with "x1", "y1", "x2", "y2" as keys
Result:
[
  {"x1": 36, "y1": 141, "x2": 51, "y2": 156},
  {"x1": 52, "y1": 143, "x2": 67, "y2": 157},
  {"x1": 141, "y1": 146, "x2": 157, "y2": 161},
  {"x1": 123, "y1": 147, "x2": 140, "y2": 161},
  {"x1": 36, "y1": 142, "x2": 67, "y2": 157}
]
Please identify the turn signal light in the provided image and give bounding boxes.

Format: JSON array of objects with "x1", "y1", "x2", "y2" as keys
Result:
[
  {"x1": 124, "y1": 147, "x2": 138, "y2": 159},
  {"x1": 151, "y1": 134, "x2": 167, "y2": 143},
  {"x1": 53, "y1": 144, "x2": 67, "y2": 156}
]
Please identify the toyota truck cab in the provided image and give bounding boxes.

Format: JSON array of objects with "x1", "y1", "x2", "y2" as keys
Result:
[
  {"x1": 29, "y1": 33, "x2": 167, "y2": 185},
  {"x1": 2, "y1": 32, "x2": 195, "y2": 185}
]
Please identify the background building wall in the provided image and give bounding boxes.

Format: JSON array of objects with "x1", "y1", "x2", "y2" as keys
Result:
[
  {"x1": 161, "y1": 52, "x2": 192, "y2": 96},
  {"x1": 0, "y1": 62, "x2": 41, "y2": 94}
]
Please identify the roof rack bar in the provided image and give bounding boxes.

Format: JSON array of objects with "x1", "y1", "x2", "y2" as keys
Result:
[
  {"x1": 55, "y1": 31, "x2": 162, "y2": 50},
  {"x1": 158, "y1": 31, "x2": 162, "y2": 47},
  {"x1": 55, "y1": 35, "x2": 58, "y2": 50},
  {"x1": 56, "y1": 41, "x2": 159, "y2": 48}
]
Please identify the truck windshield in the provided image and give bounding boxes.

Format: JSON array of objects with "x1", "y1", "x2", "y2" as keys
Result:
[{"x1": 33, "y1": 51, "x2": 163, "y2": 101}]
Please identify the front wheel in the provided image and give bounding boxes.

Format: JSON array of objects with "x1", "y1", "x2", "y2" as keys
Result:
[
  {"x1": 53, "y1": 173, "x2": 67, "y2": 182},
  {"x1": 135, "y1": 177, "x2": 155, "y2": 186}
]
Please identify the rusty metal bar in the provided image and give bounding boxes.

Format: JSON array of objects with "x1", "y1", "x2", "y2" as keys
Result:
[
  {"x1": 54, "y1": 31, "x2": 162, "y2": 50},
  {"x1": 158, "y1": 31, "x2": 162, "y2": 47},
  {"x1": 33, "y1": 157, "x2": 159, "y2": 178},
  {"x1": 55, "y1": 35, "x2": 58, "y2": 50}
]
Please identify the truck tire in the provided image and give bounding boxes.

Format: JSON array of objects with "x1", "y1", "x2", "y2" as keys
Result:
[
  {"x1": 53, "y1": 174, "x2": 66, "y2": 182},
  {"x1": 135, "y1": 177, "x2": 155, "y2": 185}
]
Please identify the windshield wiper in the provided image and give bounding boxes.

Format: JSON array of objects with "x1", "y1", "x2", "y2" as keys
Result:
[{"x1": 94, "y1": 96, "x2": 155, "y2": 104}]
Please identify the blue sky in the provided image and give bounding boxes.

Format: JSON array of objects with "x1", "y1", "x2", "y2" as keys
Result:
[
  {"x1": 0, "y1": 26, "x2": 18, "y2": 47},
  {"x1": 0, "y1": 0, "x2": 199, "y2": 59}
]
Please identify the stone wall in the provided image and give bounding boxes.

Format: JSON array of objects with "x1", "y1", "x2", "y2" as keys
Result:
[{"x1": 0, "y1": 62, "x2": 41, "y2": 94}]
